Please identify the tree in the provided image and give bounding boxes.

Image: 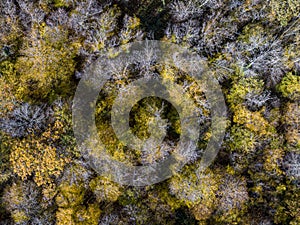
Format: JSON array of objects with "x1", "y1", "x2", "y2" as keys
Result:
[
  {"x1": 8, "y1": 101, "x2": 75, "y2": 202},
  {"x1": 277, "y1": 73, "x2": 300, "y2": 101},
  {"x1": 2, "y1": 181, "x2": 47, "y2": 224},
  {"x1": 55, "y1": 181, "x2": 101, "y2": 225},
  {"x1": 214, "y1": 173, "x2": 249, "y2": 224},
  {"x1": 284, "y1": 151, "x2": 300, "y2": 180},
  {"x1": 89, "y1": 176, "x2": 122, "y2": 203},
  {"x1": 270, "y1": 0, "x2": 300, "y2": 26},
  {"x1": 282, "y1": 102, "x2": 300, "y2": 147},
  {"x1": 0, "y1": 103, "x2": 51, "y2": 138},
  {"x1": 13, "y1": 24, "x2": 78, "y2": 102},
  {"x1": 169, "y1": 165, "x2": 220, "y2": 221}
]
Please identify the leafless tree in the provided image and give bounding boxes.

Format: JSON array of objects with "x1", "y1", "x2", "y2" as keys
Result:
[
  {"x1": 217, "y1": 175, "x2": 249, "y2": 213},
  {"x1": 244, "y1": 91, "x2": 271, "y2": 111},
  {"x1": 284, "y1": 151, "x2": 300, "y2": 180},
  {"x1": 0, "y1": 103, "x2": 51, "y2": 138},
  {"x1": 169, "y1": 0, "x2": 207, "y2": 22},
  {"x1": 2, "y1": 181, "x2": 44, "y2": 224},
  {"x1": 46, "y1": 8, "x2": 69, "y2": 27},
  {"x1": 17, "y1": 0, "x2": 45, "y2": 26},
  {"x1": 99, "y1": 213, "x2": 119, "y2": 225}
]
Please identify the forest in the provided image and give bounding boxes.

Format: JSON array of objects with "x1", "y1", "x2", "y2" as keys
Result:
[{"x1": 0, "y1": 0, "x2": 299, "y2": 224}]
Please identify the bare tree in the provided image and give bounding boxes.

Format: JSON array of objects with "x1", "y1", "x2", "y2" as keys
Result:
[
  {"x1": 284, "y1": 151, "x2": 300, "y2": 180},
  {"x1": 169, "y1": 0, "x2": 206, "y2": 22},
  {"x1": 0, "y1": 103, "x2": 51, "y2": 138},
  {"x1": 217, "y1": 175, "x2": 249, "y2": 213}
]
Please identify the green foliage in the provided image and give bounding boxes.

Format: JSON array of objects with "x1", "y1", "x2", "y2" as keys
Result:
[
  {"x1": 277, "y1": 73, "x2": 300, "y2": 101},
  {"x1": 56, "y1": 182, "x2": 85, "y2": 208},
  {"x1": 274, "y1": 184, "x2": 300, "y2": 224},
  {"x1": 228, "y1": 125, "x2": 257, "y2": 154},
  {"x1": 0, "y1": 72, "x2": 17, "y2": 119},
  {"x1": 0, "y1": 1, "x2": 299, "y2": 224},
  {"x1": 227, "y1": 77, "x2": 265, "y2": 109},
  {"x1": 270, "y1": 0, "x2": 300, "y2": 26},
  {"x1": 52, "y1": 0, "x2": 71, "y2": 8}
]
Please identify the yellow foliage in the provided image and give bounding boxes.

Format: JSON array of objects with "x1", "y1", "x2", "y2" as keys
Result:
[
  {"x1": 283, "y1": 102, "x2": 300, "y2": 147},
  {"x1": 263, "y1": 148, "x2": 284, "y2": 176},
  {"x1": 89, "y1": 176, "x2": 122, "y2": 202},
  {"x1": 227, "y1": 77, "x2": 264, "y2": 109},
  {"x1": 12, "y1": 210, "x2": 29, "y2": 224},
  {"x1": 74, "y1": 204, "x2": 101, "y2": 225},
  {"x1": 10, "y1": 120, "x2": 71, "y2": 187},
  {"x1": 169, "y1": 167, "x2": 220, "y2": 210},
  {"x1": 191, "y1": 203, "x2": 214, "y2": 221},
  {"x1": 56, "y1": 204, "x2": 101, "y2": 225},
  {"x1": 56, "y1": 207, "x2": 75, "y2": 225},
  {"x1": 57, "y1": 183, "x2": 84, "y2": 207},
  {"x1": 13, "y1": 25, "x2": 78, "y2": 101},
  {"x1": 55, "y1": 182, "x2": 101, "y2": 225},
  {"x1": 233, "y1": 105, "x2": 274, "y2": 136}
]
